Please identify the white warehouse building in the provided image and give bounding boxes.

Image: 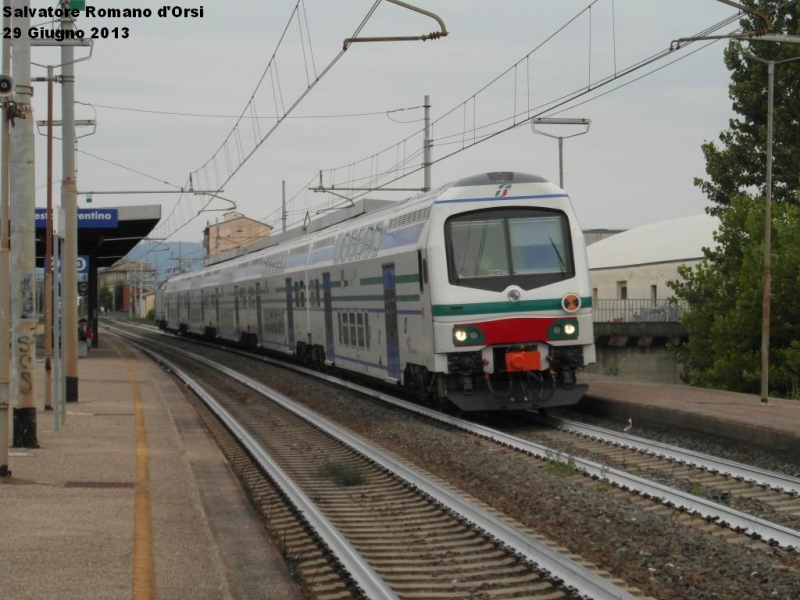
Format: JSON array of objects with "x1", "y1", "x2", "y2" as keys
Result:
[{"x1": 586, "y1": 213, "x2": 720, "y2": 320}]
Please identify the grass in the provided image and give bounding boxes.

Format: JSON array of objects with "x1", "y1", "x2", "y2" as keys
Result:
[{"x1": 544, "y1": 450, "x2": 581, "y2": 477}]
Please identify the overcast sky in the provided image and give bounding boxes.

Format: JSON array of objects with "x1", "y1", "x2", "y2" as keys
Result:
[{"x1": 25, "y1": 0, "x2": 744, "y2": 248}]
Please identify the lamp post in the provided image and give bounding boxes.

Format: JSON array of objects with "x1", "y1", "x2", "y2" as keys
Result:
[
  {"x1": 740, "y1": 50, "x2": 800, "y2": 404},
  {"x1": 531, "y1": 117, "x2": 591, "y2": 189}
]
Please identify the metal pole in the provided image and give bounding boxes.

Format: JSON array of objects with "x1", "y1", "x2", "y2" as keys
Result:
[
  {"x1": 760, "y1": 59, "x2": 774, "y2": 405},
  {"x1": 53, "y1": 235, "x2": 60, "y2": 431},
  {"x1": 0, "y1": 0, "x2": 11, "y2": 476},
  {"x1": 10, "y1": 0, "x2": 37, "y2": 447},
  {"x1": 61, "y1": 3, "x2": 79, "y2": 403},
  {"x1": 138, "y1": 263, "x2": 143, "y2": 317},
  {"x1": 557, "y1": 136, "x2": 564, "y2": 189},
  {"x1": 44, "y1": 65, "x2": 53, "y2": 411},
  {"x1": 281, "y1": 180, "x2": 286, "y2": 233},
  {"x1": 423, "y1": 94, "x2": 431, "y2": 192}
]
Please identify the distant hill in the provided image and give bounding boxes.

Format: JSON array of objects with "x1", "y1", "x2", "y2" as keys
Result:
[{"x1": 125, "y1": 241, "x2": 205, "y2": 281}]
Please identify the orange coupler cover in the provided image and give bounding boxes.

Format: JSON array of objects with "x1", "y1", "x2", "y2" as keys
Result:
[{"x1": 505, "y1": 350, "x2": 541, "y2": 372}]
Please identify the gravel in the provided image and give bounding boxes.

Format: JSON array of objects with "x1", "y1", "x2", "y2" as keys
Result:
[{"x1": 142, "y1": 334, "x2": 800, "y2": 600}]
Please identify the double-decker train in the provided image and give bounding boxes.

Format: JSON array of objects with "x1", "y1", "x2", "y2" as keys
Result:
[{"x1": 156, "y1": 171, "x2": 595, "y2": 412}]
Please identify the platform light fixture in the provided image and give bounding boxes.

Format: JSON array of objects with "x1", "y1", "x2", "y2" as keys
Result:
[{"x1": 531, "y1": 117, "x2": 591, "y2": 189}]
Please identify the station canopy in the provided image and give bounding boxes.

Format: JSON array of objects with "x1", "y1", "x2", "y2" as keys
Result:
[{"x1": 35, "y1": 205, "x2": 162, "y2": 269}]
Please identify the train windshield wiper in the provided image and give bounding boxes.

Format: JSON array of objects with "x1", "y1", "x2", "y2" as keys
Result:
[{"x1": 549, "y1": 236, "x2": 567, "y2": 279}]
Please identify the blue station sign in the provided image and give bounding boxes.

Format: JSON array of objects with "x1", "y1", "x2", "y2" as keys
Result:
[{"x1": 35, "y1": 208, "x2": 118, "y2": 228}]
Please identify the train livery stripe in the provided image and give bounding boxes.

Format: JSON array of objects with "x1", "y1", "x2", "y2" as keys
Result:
[
  {"x1": 433, "y1": 296, "x2": 592, "y2": 317},
  {"x1": 360, "y1": 273, "x2": 419, "y2": 286},
  {"x1": 334, "y1": 294, "x2": 421, "y2": 303},
  {"x1": 434, "y1": 193, "x2": 569, "y2": 205}
]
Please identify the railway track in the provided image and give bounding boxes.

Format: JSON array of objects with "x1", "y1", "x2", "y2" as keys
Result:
[
  {"x1": 528, "y1": 416, "x2": 800, "y2": 529},
  {"x1": 109, "y1": 327, "x2": 650, "y2": 600},
  {"x1": 106, "y1": 332, "x2": 800, "y2": 598}
]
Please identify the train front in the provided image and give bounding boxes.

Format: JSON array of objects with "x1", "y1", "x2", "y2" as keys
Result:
[{"x1": 426, "y1": 172, "x2": 595, "y2": 412}]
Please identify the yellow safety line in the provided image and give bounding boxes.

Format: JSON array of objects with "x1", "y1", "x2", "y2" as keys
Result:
[{"x1": 108, "y1": 337, "x2": 156, "y2": 599}]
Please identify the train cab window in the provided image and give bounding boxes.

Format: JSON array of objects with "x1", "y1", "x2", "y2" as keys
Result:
[
  {"x1": 353, "y1": 227, "x2": 366, "y2": 259},
  {"x1": 445, "y1": 208, "x2": 574, "y2": 292}
]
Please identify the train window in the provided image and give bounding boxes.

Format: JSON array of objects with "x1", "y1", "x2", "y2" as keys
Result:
[
  {"x1": 346, "y1": 233, "x2": 356, "y2": 261},
  {"x1": 364, "y1": 313, "x2": 370, "y2": 348},
  {"x1": 357, "y1": 313, "x2": 364, "y2": 347},
  {"x1": 341, "y1": 313, "x2": 349, "y2": 345},
  {"x1": 354, "y1": 227, "x2": 366, "y2": 259},
  {"x1": 445, "y1": 208, "x2": 574, "y2": 292},
  {"x1": 315, "y1": 279, "x2": 321, "y2": 308},
  {"x1": 363, "y1": 226, "x2": 374, "y2": 256},
  {"x1": 372, "y1": 225, "x2": 383, "y2": 257},
  {"x1": 349, "y1": 313, "x2": 356, "y2": 345},
  {"x1": 299, "y1": 281, "x2": 306, "y2": 308}
]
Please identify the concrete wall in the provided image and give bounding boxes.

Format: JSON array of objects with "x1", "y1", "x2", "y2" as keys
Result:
[{"x1": 584, "y1": 345, "x2": 684, "y2": 384}]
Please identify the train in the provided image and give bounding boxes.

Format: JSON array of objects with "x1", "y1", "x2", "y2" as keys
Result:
[{"x1": 156, "y1": 171, "x2": 595, "y2": 412}]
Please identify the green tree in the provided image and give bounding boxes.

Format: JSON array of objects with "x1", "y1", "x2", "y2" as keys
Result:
[
  {"x1": 696, "y1": 1, "x2": 800, "y2": 208},
  {"x1": 99, "y1": 284, "x2": 112, "y2": 311},
  {"x1": 671, "y1": 1, "x2": 800, "y2": 396}
]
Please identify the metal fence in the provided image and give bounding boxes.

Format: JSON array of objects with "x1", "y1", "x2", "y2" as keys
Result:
[{"x1": 592, "y1": 299, "x2": 688, "y2": 323}]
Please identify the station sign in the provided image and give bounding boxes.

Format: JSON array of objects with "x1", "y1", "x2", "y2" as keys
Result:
[
  {"x1": 50, "y1": 255, "x2": 91, "y2": 274},
  {"x1": 35, "y1": 208, "x2": 118, "y2": 229},
  {"x1": 77, "y1": 255, "x2": 90, "y2": 274}
]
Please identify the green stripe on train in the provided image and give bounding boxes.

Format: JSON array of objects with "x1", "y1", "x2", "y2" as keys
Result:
[
  {"x1": 360, "y1": 273, "x2": 419, "y2": 286},
  {"x1": 432, "y1": 296, "x2": 593, "y2": 317},
  {"x1": 334, "y1": 294, "x2": 421, "y2": 303}
]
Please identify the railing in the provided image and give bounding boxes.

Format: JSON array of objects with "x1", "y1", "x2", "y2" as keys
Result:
[{"x1": 592, "y1": 299, "x2": 688, "y2": 323}]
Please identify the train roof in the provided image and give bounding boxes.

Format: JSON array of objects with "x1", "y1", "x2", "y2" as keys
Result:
[{"x1": 166, "y1": 172, "x2": 555, "y2": 286}]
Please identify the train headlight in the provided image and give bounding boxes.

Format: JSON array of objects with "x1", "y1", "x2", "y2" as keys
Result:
[
  {"x1": 548, "y1": 319, "x2": 579, "y2": 340},
  {"x1": 453, "y1": 325, "x2": 485, "y2": 346}
]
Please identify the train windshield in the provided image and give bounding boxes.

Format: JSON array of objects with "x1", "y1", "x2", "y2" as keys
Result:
[{"x1": 446, "y1": 208, "x2": 573, "y2": 291}]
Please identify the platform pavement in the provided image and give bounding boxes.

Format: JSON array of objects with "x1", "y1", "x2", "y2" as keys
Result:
[
  {"x1": 580, "y1": 373, "x2": 800, "y2": 454},
  {"x1": 0, "y1": 339, "x2": 304, "y2": 600}
]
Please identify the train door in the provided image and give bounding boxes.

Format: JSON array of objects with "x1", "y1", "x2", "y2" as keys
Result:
[
  {"x1": 382, "y1": 264, "x2": 401, "y2": 379},
  {"x1": 255, "y1": 282, "x2": 263, "y2": 342},
  {"x1": 322, "y1": 273, "x2": 334, "y2": 361},
  {"x1": 285, "y1": 277, "x2": 295, "y2": 350},
  {"x1": 200, "y1": 290, "x2": 205, "y2": 325},
  {"x1": 234, "y1": 285, "x2": 240, "y2": 335}
]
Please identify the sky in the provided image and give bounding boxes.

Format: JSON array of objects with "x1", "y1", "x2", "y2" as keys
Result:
[{"x1": 23, "y1": 0, "x2": 746, "y2": 252}]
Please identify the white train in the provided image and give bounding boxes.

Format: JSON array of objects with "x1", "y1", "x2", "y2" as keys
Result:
[{"x1": 157, "y1": 172, "x2": 595, "y2": 412}]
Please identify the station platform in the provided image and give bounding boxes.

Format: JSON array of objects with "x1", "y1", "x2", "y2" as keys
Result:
[
  {"x1": 581, "y1": 373, "x2": 800, "y2": 455},
  {"x1": 0, "y1": 339, "x2": 303, "y2": 600}
]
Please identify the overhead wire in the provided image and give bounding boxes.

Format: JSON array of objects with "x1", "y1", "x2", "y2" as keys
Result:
[
  {"x1": 151, "y1": 0, "x2": 384, "y2": 243},
  {"x1": 74, "y1": 100, "x2": 423, "y2": 120},
  {"x1": 312, "y1": 8, "x2": 743, "y2": 202}
]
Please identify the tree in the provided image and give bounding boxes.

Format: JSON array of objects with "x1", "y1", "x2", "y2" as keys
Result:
[
  {"x1": 99, "y1": 284, "x2": 112, "y2": 311},
  {"x1": 671, "y1": 1, "x2": 800, "y2": 396},
  {"x1": 670, "y1": 195, "x2": 800, "y2": 394},
  {"x1": 696, "y1": 1, "x2": 800, "y2": 209}
]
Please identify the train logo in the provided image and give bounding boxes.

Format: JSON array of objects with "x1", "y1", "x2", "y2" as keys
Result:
[{"x1": 494, "y1": 184, "x2": 511, "y2": 197}]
